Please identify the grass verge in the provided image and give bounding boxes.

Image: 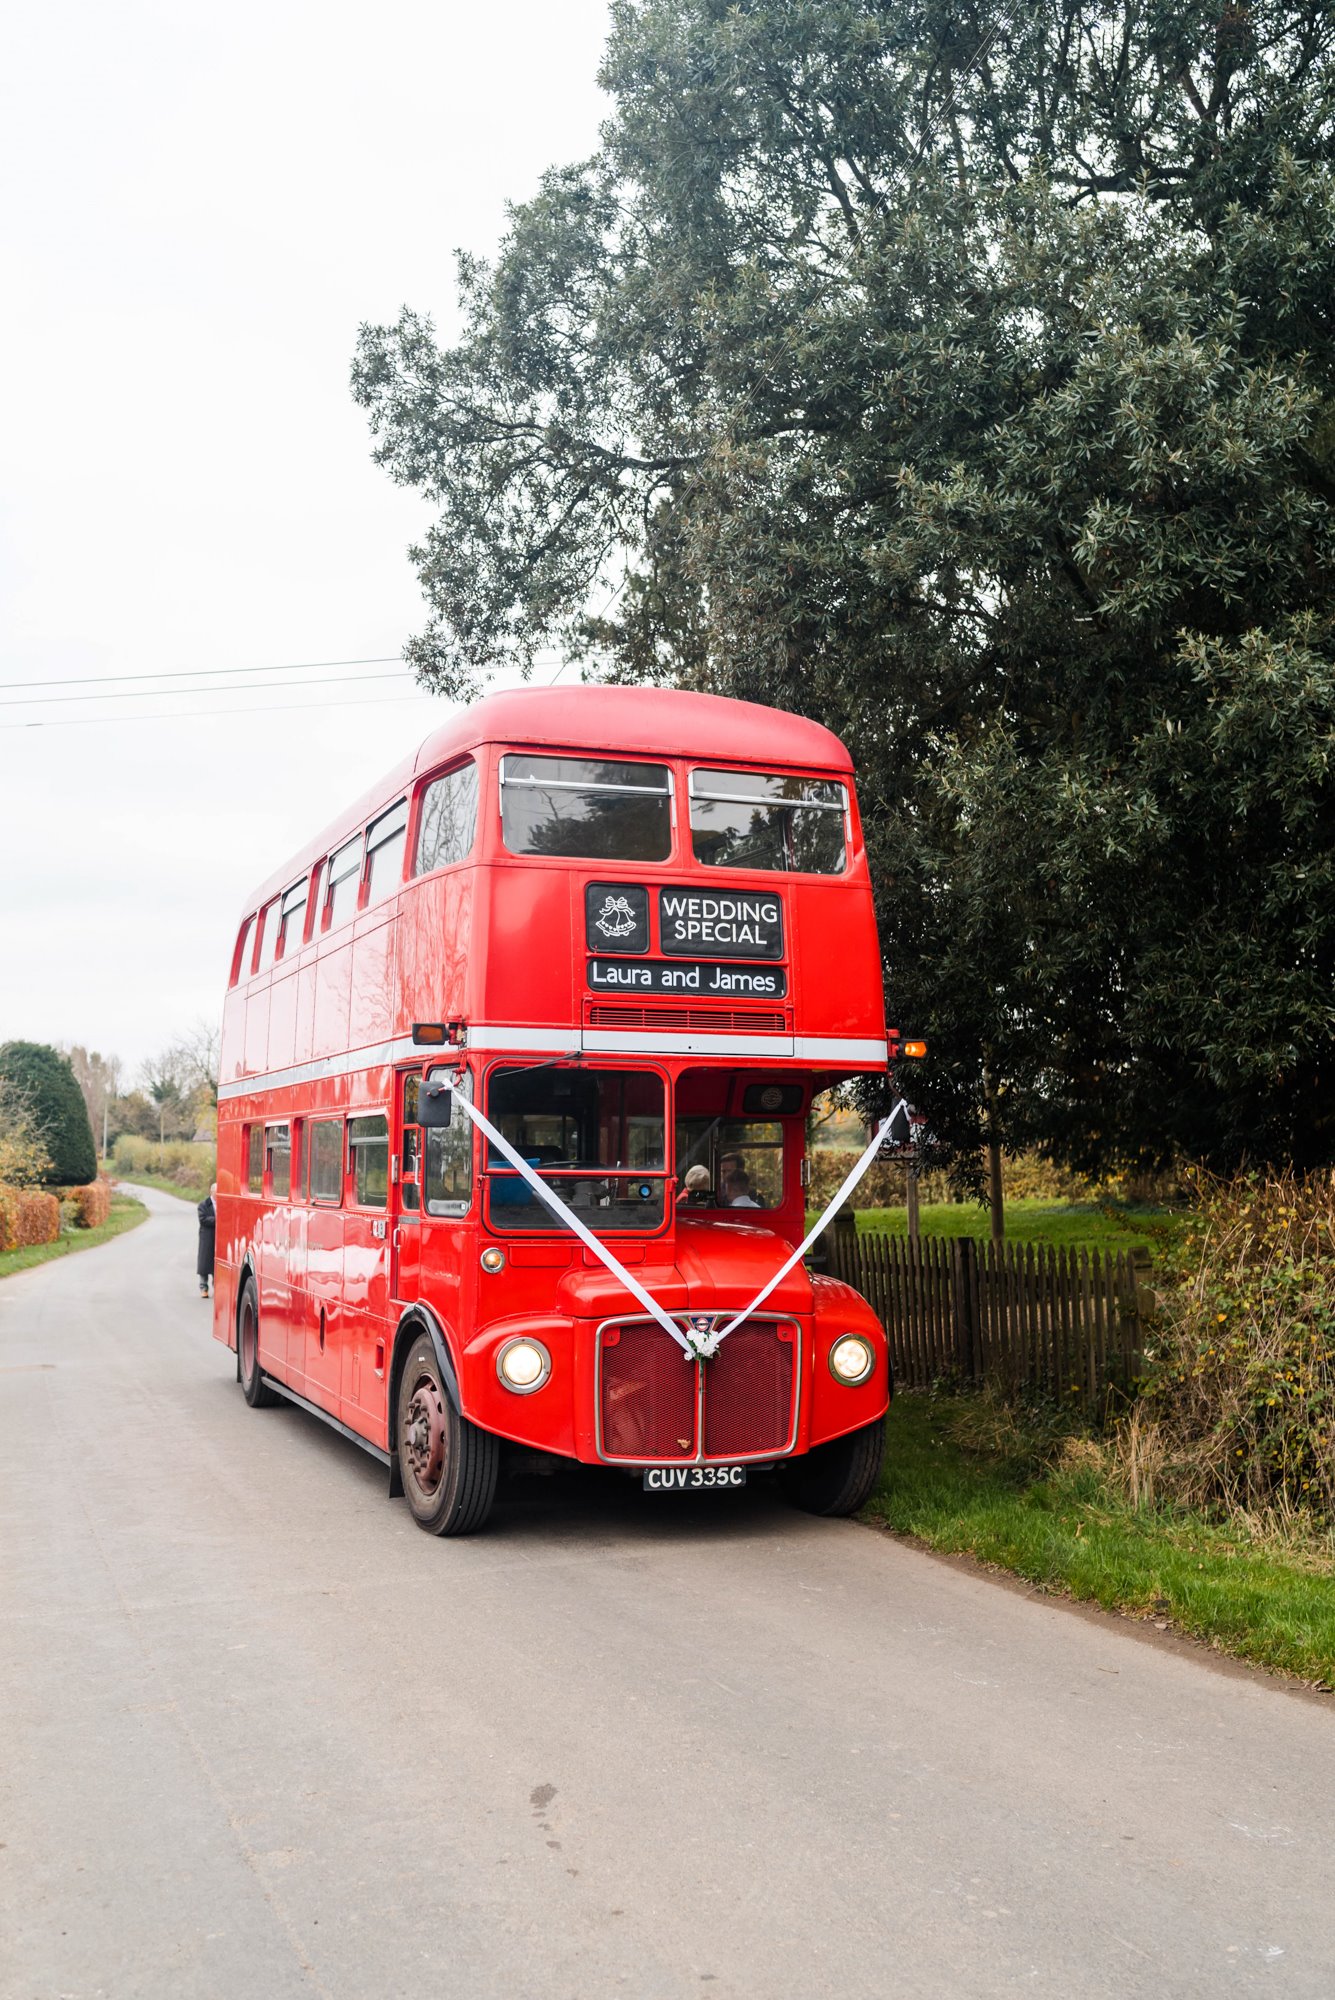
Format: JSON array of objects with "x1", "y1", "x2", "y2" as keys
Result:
[
  {"x1": 0, "y1": 1193, "x2": 149, "y2": 1281},
  {"x1": 110, "y1": 1170, "x2": 209, "y2": 1204},
  {"x1": 850, "y1": 1198, "x2": 1179, "y2": 1255},
  {"x1": 870, "y1": 1392, "x2": 1335, "y2": 1687}
]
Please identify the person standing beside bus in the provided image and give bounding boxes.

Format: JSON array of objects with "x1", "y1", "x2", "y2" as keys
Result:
[{"x1": 197, "y1": 1183, "x2": 217, "y2": 1298}]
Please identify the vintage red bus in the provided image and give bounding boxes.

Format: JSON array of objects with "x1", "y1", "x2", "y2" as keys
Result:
[{"x1": 215, "y1": 684, "x2": 898, "y2": 1533}]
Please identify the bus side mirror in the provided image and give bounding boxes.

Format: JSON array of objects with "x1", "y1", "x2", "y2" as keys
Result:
[{"x1": 418, "y1": 1081, "x2": 453, "y2": 1129}]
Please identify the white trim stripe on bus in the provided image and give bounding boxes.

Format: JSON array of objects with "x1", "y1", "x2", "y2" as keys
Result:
[{"x1": 215, "y1": 1028, "x2": 889, "y2": 1098}]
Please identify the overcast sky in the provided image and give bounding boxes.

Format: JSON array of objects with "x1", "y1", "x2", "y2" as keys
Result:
[{"x1": 1, "y1": 0, "x2": 612, "y2": 1076}]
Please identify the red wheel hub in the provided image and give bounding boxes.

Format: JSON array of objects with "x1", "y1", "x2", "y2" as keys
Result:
[{"x1": 403, "y1": 1374, "x2": 447, "y2": 1495}]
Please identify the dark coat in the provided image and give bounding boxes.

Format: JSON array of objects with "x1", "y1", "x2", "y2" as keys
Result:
[{"x1": 196, "y1": 1195, "x2": 216, "y2": 1281}]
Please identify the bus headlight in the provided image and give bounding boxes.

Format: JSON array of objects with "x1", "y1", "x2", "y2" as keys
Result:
[
  {"x1": 829, "y1": 1334, "x2": 875, "y2": 1386},
  {"x1": 496, "y1": 1337, "x2": 551, "y2": 1394}
]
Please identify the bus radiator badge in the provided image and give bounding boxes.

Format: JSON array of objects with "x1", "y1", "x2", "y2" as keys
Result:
[{"x1": 685, "y1": 1313, "x2": 720, "y2": 1360}]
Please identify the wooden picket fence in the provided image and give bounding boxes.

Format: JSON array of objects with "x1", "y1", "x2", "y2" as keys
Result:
[{"x1": 822, "y1": 1224, "x2": 1154, "y2": 1404}]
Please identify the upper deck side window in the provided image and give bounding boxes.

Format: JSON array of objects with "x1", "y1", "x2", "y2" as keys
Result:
[
  {"x1": 230, "y1": 915, "x2": 255, "y2": 986},
  {"x1": 415, "y1": 760, "x2": 478, "y2": 875},
  {"x1": 365, "y1": 800, "x2": 408, "y2": 907},
  {"x1": 254, "y1": 897, "x2": 282, "y2": 972},
  {"x1": 276, "y1": 877, "x2": 309, "y2": 960},
  {"x1": 499, "y1": 754, "x2": 672, "y2": 863},
  {"x1": 689, "y1": 768, "x2": 848, "y2": 875},
  {"x1": 325, "y1": 834, "x2": 363, "y2": 929}
]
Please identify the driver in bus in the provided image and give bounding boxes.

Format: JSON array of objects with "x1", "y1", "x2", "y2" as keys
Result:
[{"x1": 721, "y1": 1165, "x2": 761, "y2": 1208}]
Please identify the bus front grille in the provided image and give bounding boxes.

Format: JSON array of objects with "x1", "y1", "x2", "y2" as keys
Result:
[
  {"x1": 599, "y1": 1322, "x2": 696, "y2": 1461},
  {"x1": 586, "y1": 1003, "x2": 788, "y2": 1034},
  {"x1": 598, "y1": 1318, "x2": 799, "y2": 1463},
  {"x1": 703, "y1": 1321, "x2": 798, "y2": 1458}
]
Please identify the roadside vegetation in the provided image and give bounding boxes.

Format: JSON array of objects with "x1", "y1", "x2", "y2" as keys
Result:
[
  {"x1": 869, "y1": 1170, "x2": 1335, "y2": 1686},
  {"x1": 111, "y1": 1135, "x2": 214, "y2": 1203},
  {"x1": 871, "y1": 1394, "x2": 1334, "y2": 1686},
  {"x1": 0, "y1": 1192, "x2": 148, "y2": 1281}
]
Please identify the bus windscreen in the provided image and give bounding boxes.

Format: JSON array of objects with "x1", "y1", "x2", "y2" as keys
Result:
[{"x1": 486, "y1": 1066, "x2": 667, "y2": 1232}]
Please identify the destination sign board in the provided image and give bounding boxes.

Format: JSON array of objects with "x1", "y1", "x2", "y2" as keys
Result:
[
  {"x1": 657, "y1": 890, "x2": 783, "y2": 961},
  {"x1": 587, "y1": 959, "x2": 788, "y2": 999}
]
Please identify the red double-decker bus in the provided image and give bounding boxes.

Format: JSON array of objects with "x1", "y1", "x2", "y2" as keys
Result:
[{"x1": 215, "y1": 684, "x2": 896, "y2": 1533}]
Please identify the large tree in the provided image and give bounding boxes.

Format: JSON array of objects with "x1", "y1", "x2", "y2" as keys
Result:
[
  {"x1": 353, "y1": 0, "x2": 1335, "y2": 1174},
  {"x1": 0, "y1": 1043, "x2": 96, "y2": 1188}
]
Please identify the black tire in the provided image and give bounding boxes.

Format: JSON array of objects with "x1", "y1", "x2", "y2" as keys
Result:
[
  {"x1": 396, "y1": 1333, "x2": 499, "y2": 1536},
  {"x1": 778, "y1": 1417, "x2": 886, "y2": 1517},
  {"x1": 237, "y1": 1276, "x2": 277, "y2": 1408}
]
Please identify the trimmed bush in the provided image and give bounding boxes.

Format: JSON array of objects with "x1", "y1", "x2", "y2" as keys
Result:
[
  {"x1": 69, "y1": 1179, "x2": 111, "y2": 1229},
  {"x1": 0, "y1": 1186, "x2": 61, "y2": 1252},
  {"x1": 0, "y1": 1043, "x2": 96, "y2": 1187}
]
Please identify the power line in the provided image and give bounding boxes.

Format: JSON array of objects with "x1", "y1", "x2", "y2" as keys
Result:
[
  {"x1": 0, "y1": 690, "x2": 441, "y2": 732},
  {"x1": 0, "y1": 647, "x2": 581, "y2": 693},
  {"x1": 0, "y1": 670, "x2": 412, "y2": 710},
  {"x1": 0, "y1": 654, "x2": 406, "y2": 692}
]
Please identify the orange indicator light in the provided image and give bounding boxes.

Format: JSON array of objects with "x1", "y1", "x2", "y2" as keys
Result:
[{"x1": 902, "y1": 1040, "x2": 929, "y2": 1059}]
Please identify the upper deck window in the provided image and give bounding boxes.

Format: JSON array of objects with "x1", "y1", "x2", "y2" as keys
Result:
[
  {"x1": 689, "y1": 769, "x2": 847, "y2": 875},
  {"x1": 365, "y1": 800, "x2": 408, "y2": 906},
  {"x1": 254, "y1": 899, "x2": 281, "y2": 972},
  {"x1": 500, "y1": 755, "x2": 671, "y2": 863},
  {"x1": 230, "y1": 915, "x2": 255, "y2": 986},
  {"x1": 325, "y1": 836, "x2": 363, "y2": 929},
  {"x1": 415, "y1": 760, "x2": 478, "y2": 874},
  {"x1": 277, "y1": 879, "x2": 308, "y2": 959}
]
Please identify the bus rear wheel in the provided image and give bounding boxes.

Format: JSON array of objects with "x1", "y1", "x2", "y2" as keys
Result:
[
  {"x1": 237, "y1": 1277, "x2": 276, "y2": 1408},
  {"x1": 396, "y1": 1334, "x2": 499, "y2": 1536},
  {"x1": 778, "y1": 1418, "x2": 885, "y2": 1517}
]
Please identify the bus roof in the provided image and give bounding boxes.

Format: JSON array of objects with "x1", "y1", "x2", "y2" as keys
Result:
[{"x1": 242, "y1": 684, "x2": 855, "y2": 913}]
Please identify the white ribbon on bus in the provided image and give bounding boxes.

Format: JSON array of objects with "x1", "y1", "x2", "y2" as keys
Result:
[{"x1": 439, "y1": 1075, "x2": 901, "y2": 1361}]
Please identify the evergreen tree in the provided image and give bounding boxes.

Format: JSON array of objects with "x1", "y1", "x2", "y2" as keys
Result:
[
  {"x1": 0, "y1": 1043, "x2": 97, "y2": 1187},
  {"x1": 353, "y1": 0, "x2": 1335, "y2": 1173}
]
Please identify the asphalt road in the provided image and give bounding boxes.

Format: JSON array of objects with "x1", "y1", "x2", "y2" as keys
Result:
[{"x1": 3, "y1": 1185, "x2": 1334, "y2": 2000}]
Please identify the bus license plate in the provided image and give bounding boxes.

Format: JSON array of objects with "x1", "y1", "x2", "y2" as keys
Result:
[{"x1": 643, "y1": 1465, "x2": 747, "y2": 1491}]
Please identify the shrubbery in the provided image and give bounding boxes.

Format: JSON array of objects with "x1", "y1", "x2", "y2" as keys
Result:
[
  {"x1": 0, "y1": 1043, "x2": 95, "y2": 1186},
  {"x1": 1118, "y1": 1171, "x2": 1335, "y2": 1526},
  {"x1": 68, "y1": 1179, "x2": 111, "y2": 1229},
  {"x1": 112, "y1": 1134, "x2": 216, "y2": 1190},
  {"x1": 0, "y1": 1187, "x2": 61, "y2": 1252},
  {"x1": 807, "y1": 1146, "x2": 1093, "y2": 1211}
]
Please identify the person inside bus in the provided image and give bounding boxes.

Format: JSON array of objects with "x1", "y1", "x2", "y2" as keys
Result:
[
  {"x1": 721, "y1": 1167, "x2": 761, "y2": 1208},
  {"x1": 677, "y1": 1164, "x2": 711, "y2": 1206}
]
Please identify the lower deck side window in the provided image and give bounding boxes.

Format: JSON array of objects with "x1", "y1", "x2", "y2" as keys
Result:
[
  {"x1": 425, "y1": 1069, "x2": 473, "y2": 1215},
  {"x1": 308, "y1": 1119, "x2": 343, "y2": 1203},
  {"x1": 348, "y1": 1114, "x2": 389, "y2": 1208},
  {"x1": 246, "y1": 1123, "x2": 263, "y2": 1192},
  {"x1": 266, "y1": 1123, "x2": 292, "y2": 1199}
]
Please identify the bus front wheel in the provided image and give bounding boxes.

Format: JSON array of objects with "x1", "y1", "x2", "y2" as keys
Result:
[
  {"x1": 778, "y1": 1418, "x2": 885, "y2": 1517},
  {"x1": 237, "y1": 1278, "x2": 277, "y2": 1409},
  {"x1": 396, "y1": 1334, "x2": 499, "y2": 1536}
]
